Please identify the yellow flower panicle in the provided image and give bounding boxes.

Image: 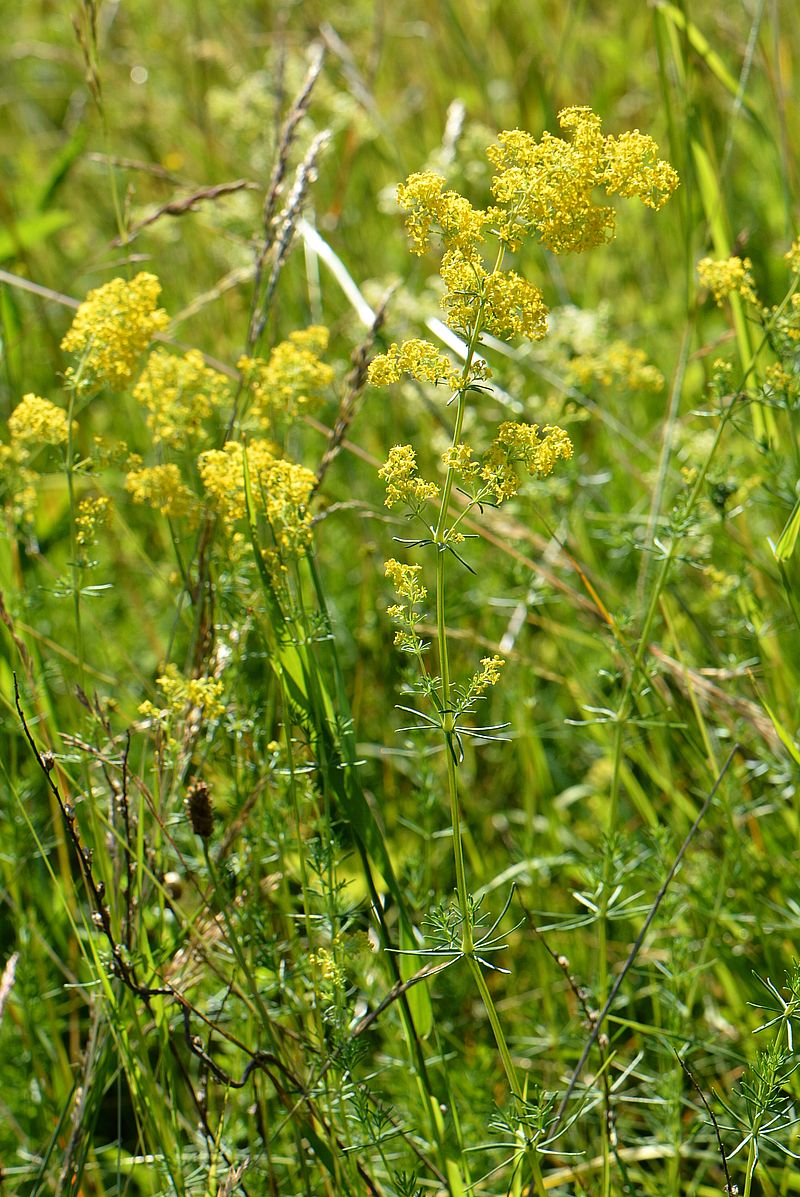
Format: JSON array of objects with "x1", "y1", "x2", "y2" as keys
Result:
[
  {"x1": 75, "y1": 494, "x2": 110, "y2": 549},
  {"x1": 367, "y1": 339, "x2": 461, "y2": 388},
  {"x1": 379, "y1": 444, "x2": 440, "y2": 508},
  {"x1": 384, "y1": 557, "x2": 428, "y2": 653},
  {"x1": 442, "y1": 442, "x2": 481, "y2": 482},
  {"x1": 470, "y1": 654, "x2": 505, "y2": 695},
  {"x1": 483, "y1": 270, "x2": 548, "y2": 341},
  {"x1": 601, "y1": 128, "x2": 681, "y2": 208},
  {"x1": 697, "y1": 256, "x2": 760, "y2": 307},
  {"x1": 439, "y1": 251, "x2": 549, "y2": 342},
  {"x1": 160, "y1": 666, "x2": 225, "y2": 719},
  {"x1": 487, "y1": 107, "x2": 678, "y2": 256},
  {"x1": 567, "y1": 341, "x2": 664, "y2": 392},
  {"x1": 61, "y1": 273, "x2": 169, "y2": 391},
  {"x1": 438, "y1": 250, "x2": 486, "y2": 335},
  {"x1": 8, "y1": 394, "x2": 71, "y2": 447},
  {"x1": 139, "y1": 665, "x2": 225, "y2": 744},
  {"x1": 784, "y1": 238, "x2": 800, "y2": 274},
  {"x1": 384, "y1": 557, "x2": 427, "y2": 602},
  {"x1": 481, "y1": 422, "x2": 574, "y2": 503},
  {"x1": 786, "y1": 294, "x2": 800, "y2": 341},
  {"x1": 764, "y1": 361, "x2": 800, "y2": 400},
  {"x1": 125, "y1": 463, "x2": 195, "y2": 520},
  {"x1": 133, "y1": 348, "x2": 231, "y2": 448},
  {"x1": 238, "y1": 326, "x2": 334, "y2": 426},
  {"x1": 198, "y1": 439, "x2": 316, "y2": 555},
  {"x1": 396, "y1": 171, "x2": 488, "y2": 256}
]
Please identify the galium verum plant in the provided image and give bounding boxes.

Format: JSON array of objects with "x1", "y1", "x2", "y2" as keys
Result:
[{"x1": 369, "y1": 106, "x2": 679, "y2": 1115}]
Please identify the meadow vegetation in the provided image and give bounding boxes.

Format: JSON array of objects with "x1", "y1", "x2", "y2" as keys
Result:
[{"x1": 2, "y1": 2, "x2": 800, "y2": 1194}]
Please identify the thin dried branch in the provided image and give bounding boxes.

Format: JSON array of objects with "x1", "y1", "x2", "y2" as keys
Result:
[{"x1": 113, "y1": 179, "x2": 259, "y2": 246}]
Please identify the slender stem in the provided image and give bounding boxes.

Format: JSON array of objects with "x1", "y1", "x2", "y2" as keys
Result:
[
  {"x1": 427, "y1": 248, "x2": 543, "y2": 1190},
  {"x1": 443, "y1": 721, "x2": 472, "y2": 949},
  {"x1": 742, "y1": 1137, "x2": 756, "y2": 1197},
  {"x1": 64, "y1": 379, "x2": 87, "y2": 687},
  {"x1": 466, "y1": 958, "x2": 516, "y2": 1094}
]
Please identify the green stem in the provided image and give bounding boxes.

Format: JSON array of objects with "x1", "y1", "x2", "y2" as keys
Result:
[
  {"x1": 433, "y1": 296, "x2": 488, "y2": 940},
  {"x1": 742, "y1": 1137, "x2": 756, "y2": 1197},
  {"x1": 428, "y1": 248, "x2": 549, "y2": 1197},
  {"x1": 443, "y1": 721, "x2": 472, "y2": 950},
  {"x1": 64, "y1": 384, "x2": 86, "y2": 687}
]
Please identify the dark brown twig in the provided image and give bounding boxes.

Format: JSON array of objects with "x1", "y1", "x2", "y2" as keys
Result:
[{"x1": 673, "y1": 1049, "x2": 734, "y2": 1195}]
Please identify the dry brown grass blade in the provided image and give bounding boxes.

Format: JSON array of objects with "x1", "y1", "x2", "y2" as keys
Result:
[{"x1": 112, "y1": 179, "x2": 260, "y2": 246}]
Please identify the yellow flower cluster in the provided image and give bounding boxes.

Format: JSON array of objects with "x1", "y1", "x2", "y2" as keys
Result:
[
  {"x1": 309, "y1": 947, "x2": 345, "y2": 988},
  {"x1": 238, "y1": 326, "x2": 334, "y2": 426},
  {"x1": 483, "y1": 267, "x2": 549, "y2": 341},
  {"x1": 61, "y1": 273, "x2": 169, "y2": 391},
  {"x1": 439, "y1": 250, "x2": 548, "y2": 342},
  {"x1": 125, "y1": 463, "x2": 195, "y2": 519},
  {"x1": 8, "y1": 394, "x2": 70, "y2": 447},
  {"x1": 139, "y1": 664, "x2": 225, "y2": 734},
  {"x1": 442, "y1": 442, "x2": 481, "y2": 481},
  {"x1": 367, "y1": 339, "x2": 460, "y2": 388},
  {"x1": 2, "y1": 394, "x2": 73, "y2": 528},
  {"x1": 198, "y1": 439, "x2": 316, "y2": 554},
  {"x1": 75, "y1": 494, "x2": 110, "y2": 548},
  {"x1": 470, "y1": 654, "x2": 505, "y2": 695},
  {"x1": 697, "y1": 256, "x2": 760, "y2": 307},
  {"x1": 567, "y1": 341, "x2": 664, "y2": 392},
  {"x1": 487, "y1": 107, "x2": 679, "y2": 255},
  {"x1": 379, "y1": 444, "x2": 440, "y2": 508},
  {"x1": 481, "y1": 422, "x2": 574, "y2": 502},
  {"x1": 384, "y1": 557, "x2": 428, "y2": 653},
  {"x1": 780, "y1": 293, "x2": 800, "y2": 341},
  {"x1": 384, "y1": 557, "x2": 427, "y2": 603},
  {"x1": 602, "y1": 127, "x2": 681, "y2": 207},
  {"x1": 784, "y1": 238, "x2": 800, "y2": 273},
  {"x1": 396, "y1": 171, "x2": 488, "y2": 256},
  {"x1": 0, "y1": 443, "x2": 36, "y2": 523},
  {"x1": 763, "y1": 362, "x2": 796, "y2": 397},
  {"x1": 133, "y1": 348, "x2": 231, "y2": 448}
]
